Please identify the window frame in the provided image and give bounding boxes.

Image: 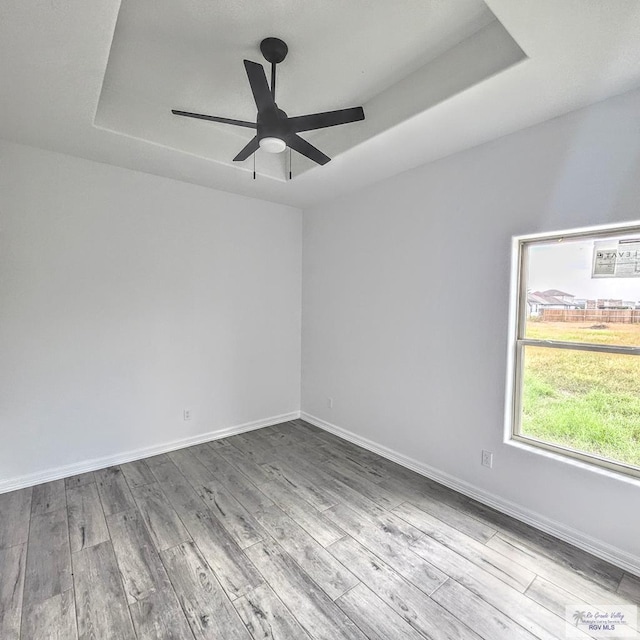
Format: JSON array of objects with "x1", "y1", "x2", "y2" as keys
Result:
[{"x1": 509, "y1": 223, "x2": 640, "y2": 480}]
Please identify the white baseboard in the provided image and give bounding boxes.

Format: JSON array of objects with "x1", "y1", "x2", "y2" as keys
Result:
[
  {"x1": 0, "y1": 411, "x2": 301, "y2": 494},
  {"x1": 301, "y1": 412, "x2": 640, "y2": 577}
]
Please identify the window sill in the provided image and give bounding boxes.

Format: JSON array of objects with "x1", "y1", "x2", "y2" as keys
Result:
[{"x1": 505, "y1": 435, "x2": 640, "y2": 486}]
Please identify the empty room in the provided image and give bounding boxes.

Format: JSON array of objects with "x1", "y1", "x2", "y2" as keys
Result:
[{"x1": 1, "y1": 1, "x2": 640, "y2": 639}]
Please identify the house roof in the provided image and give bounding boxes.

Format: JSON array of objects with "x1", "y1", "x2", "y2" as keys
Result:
[
  {"x1": 540, "y1": 289, "x2": 573, "y2": 298},
  {"x1": 528, "y1": 291, "x2": 575, "y2": 307},
  {"x1": 527, "y1": 293, "x2": 550, "y2": 305}
]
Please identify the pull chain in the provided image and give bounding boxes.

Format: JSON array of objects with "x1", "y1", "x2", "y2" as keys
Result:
[
  {"x1": 253, "y1": 152, "x2": 256, "y2": 180},
  {"x1": 288, "y1": 148, "x2": 292, "y2": 181}
]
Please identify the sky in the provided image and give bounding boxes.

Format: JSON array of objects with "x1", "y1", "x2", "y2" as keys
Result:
[{"x1": 528, "y1": 233, "x2": 640, "y2": 301}]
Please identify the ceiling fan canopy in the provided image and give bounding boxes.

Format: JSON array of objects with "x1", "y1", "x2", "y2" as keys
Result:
[{"x1": 172, "y1": 37, "x2": 365, "y2": 168}]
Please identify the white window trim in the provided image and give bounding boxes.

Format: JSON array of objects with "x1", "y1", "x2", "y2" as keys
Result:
[{"x1": 504, "y1": 221, "x2": 640, "y2": 481}]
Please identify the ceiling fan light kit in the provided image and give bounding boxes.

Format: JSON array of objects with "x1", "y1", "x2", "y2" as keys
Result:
[
  {"x1": 259, "y1": 136, "x2": 287, "y2": 153},
  {"x1": 172, "y1": 37, "x2": 365, "y2": 174}
]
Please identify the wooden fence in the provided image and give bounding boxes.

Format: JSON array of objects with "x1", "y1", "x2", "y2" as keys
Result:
[{"x1": 540, "y1": 309, "x2": 640, "y2": 323}]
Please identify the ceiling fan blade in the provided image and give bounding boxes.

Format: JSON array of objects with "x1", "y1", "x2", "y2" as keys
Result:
[
  {"x1": 288, "y1": 107, "x2": 364, "y2": 133},
  {"x1": 286, "y1": 134, "x2": 330, "y2": 166},
  {"x1": 171, "y1": 110, "x2": 256, "y2": 129},
  {"x1": 244, "y1": 60, "x2": 275, "y2": 113},
  {"x1": 233, "y1": 136, "x2": 260, "y2": 162}
]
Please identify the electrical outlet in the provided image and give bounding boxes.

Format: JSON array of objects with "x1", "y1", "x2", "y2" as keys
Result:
[
  {"x1": 183, "y1": 409, "x2": 192, "y2": 421},
  {"x1": 327, "y1": 397, "x2": 333, "y2": 409},
  {"x1": 481, "y1": 450, "x2": 493, "y2": 468}
]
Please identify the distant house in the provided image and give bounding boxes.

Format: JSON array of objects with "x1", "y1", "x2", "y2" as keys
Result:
[
  {"x1": 596, "y1": 298, "x2": 638, "y2": 309},
  {"x1": 527, "y1": 289, "x2": 579, "y2": 316},
  {"x1": 529, "y1": 293, "x2": 639, "y2": 316}
]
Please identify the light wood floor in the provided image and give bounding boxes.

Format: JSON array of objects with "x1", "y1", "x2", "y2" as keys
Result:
[{"x1": 1, "y1": 419, "x2": 638, "y2": 640}]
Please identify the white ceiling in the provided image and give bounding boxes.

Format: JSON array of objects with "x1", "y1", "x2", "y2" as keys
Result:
[{"x1": 2, "y1": 1, "x2": 640, "y2": 208}]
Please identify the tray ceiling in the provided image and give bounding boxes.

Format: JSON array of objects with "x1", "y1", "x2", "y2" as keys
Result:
[{"x1": 95, "y1": 0, "x2": 523, "y2": 181}]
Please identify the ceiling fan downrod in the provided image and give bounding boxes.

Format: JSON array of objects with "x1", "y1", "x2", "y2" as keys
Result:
[{"x1": 260, "y1": 37, "x2": 288, "y2": 100}]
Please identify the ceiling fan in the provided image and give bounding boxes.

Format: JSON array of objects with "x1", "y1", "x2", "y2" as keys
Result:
[{"x1": 172, "y1": 37, "x2": 365, "y2": 166}]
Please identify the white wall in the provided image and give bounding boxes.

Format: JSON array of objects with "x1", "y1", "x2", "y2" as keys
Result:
[
  {"x1": 0, "y1": 140, "x2": 301, "y2": 488},
  {"x1": 302, "y1": 87, "x2": 640, "y2": 568},
  {"x1": 3, "y1": 87, "x2": 639, "y2": 570}
]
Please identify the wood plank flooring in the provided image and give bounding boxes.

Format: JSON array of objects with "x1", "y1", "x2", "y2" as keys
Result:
[{"x1": 1, "y1": 419, "x2": 638, "y2": 640}]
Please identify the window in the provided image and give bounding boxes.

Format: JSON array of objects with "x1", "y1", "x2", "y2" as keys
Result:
[{"x1": 510, "y1": 224, "x2": 640, "y2": 478}]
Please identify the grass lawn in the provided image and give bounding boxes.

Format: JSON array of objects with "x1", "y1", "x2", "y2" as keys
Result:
[{"x1": 521, "y1": 322, "x2": 640, "y2": 468}]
